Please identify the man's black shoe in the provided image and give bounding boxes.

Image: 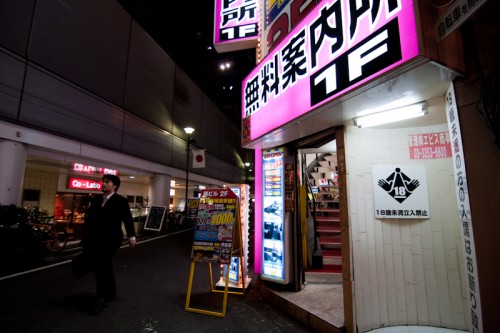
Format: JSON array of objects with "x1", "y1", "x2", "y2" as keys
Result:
[{"x1": 90, "y1": 298, "x2": 106, "y2": 315}]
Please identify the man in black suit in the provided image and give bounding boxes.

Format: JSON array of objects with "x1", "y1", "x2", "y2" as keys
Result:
[{"x1": 81, "y1": 174, "x2": 136, "y2": 314}]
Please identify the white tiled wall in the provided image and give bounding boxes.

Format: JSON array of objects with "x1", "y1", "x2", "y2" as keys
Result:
[
  {"x1": 23, "y1": 167, "x2": 59, "y2": 215},
  {"x1": 345, "y1": 124, "x2": 467, "y2": 332}
]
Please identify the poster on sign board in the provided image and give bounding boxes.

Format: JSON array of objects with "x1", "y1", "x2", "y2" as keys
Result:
[{"x1": 190, "y1": 188, "x2": 238, "y2": 264}]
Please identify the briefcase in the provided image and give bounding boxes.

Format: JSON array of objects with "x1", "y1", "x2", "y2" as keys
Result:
[{"x1": 71, "y1": 252, "x2": 92, "y2": 279}]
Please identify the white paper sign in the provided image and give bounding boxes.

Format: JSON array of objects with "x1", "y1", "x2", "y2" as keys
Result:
[{"x1": 372, "y1": 165, "x2": 430, "y2": 219}]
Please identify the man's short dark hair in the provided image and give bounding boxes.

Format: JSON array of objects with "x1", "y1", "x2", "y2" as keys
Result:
[{"x1": 103, "y1": 174, "x2": 121, "y2": 191}]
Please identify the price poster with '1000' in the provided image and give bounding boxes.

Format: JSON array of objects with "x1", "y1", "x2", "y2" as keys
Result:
[{"x1": 190, "y1": 188, "x2": 238, "y2": 264}]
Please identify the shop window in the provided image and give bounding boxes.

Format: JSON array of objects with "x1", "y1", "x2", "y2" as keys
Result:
[{"x1": 53, "y1": 193, "x2": 92, "y2": 224}]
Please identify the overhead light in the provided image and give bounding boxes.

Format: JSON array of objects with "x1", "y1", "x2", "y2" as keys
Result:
[
  {"x1": 219, "y1": 62, "x2": 231, "y2": 71},
  {"x1": 353, "y1": 102, "x2": 428, "y2": 128},
  {"x1": 184, "y1": 127, "x2": 195, "y2": 134},
  {"x1": 245, "y1": 162, "x2": 250, "y2": 167}
]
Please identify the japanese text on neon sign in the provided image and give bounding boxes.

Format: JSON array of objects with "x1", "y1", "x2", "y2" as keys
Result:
[
  {"x1": 244, "y1": 0, "x2": 403, "y2": 117},
  {"x1": 219, "y1": 0, "x2": 259, "y2": 41}
]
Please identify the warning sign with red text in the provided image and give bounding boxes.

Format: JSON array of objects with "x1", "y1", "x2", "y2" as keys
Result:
[{"x1": 408, "y1": 132, "x2": 452, "y2": 160}]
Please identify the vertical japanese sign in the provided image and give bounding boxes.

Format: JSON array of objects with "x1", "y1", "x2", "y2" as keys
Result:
[
  {"x1": 435, "y1": 0, "x2": 486, "y2": 42},
  {"x1": 213, "y1": 0, "x2": 260, "y2": 52},
  {"x1": 445, "y1": 83, "x2": 482, "y2": 332},
  {"x1": 191, "y1": 188, "x2": 238, "y2": 264},
  {"x1": 261, "y1": 148, "x2": 285, "y2": 282},
  {"x1": 284, "y1": 156, "x2": 295, "y2": 212},
  {"x1": 372, "y1": 165, "x2": 430, "y2": 219},
  {"x1": 242, "y1": 0, "x2": 419, "y2": 144}
]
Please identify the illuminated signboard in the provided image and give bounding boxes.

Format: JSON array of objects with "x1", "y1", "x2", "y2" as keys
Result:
[
  {"x1": 242, "y1": 0, "x2": 419, "y2": 144},
  {"x1": 213, "y1": 0, "x2": 260, "y2": 52},
  {"x1": 68, "y1": 178, "x2": 102, "y2": 190},
  {"x1": 72, "y1": 163, "x2": 118, "y2": 175},
  {"x1": 191, "y1": 188, "x2": 238, "y2": 264},
  {"x1": 261, "y1": 148, "x2": 285, "y2": 282},
  {"x1": 263, "y1": 0, "x2": 319, "y2": 54}
]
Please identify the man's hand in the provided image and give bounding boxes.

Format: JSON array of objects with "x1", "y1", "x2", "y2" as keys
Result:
[{"x1": 128, "y1": 238, "x2": 137, "y2": 248}]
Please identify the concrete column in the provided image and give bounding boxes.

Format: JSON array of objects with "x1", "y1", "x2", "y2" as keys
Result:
[
  {"x1": 150, "y1": 174, "x2": 171, "y2": 208},
  {"x1": 0, "y1": 140, "x2": 27, "y2": 206}
]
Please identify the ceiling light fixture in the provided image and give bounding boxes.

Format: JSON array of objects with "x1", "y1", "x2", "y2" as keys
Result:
[{"x1": 353, "y1": 102, "x2": 428, "y2": 128}]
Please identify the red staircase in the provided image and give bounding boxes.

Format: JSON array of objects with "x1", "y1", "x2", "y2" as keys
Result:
[{"x1": 305, "y1": 153, "x2": 342, "y2": 283}]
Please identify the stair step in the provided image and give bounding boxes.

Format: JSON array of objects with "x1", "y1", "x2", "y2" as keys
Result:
[
  {"x1": 317, "y1": 226, "x2": 341, "y2": 233},
  {"x1": 319, "y1": 236, "x2": 341, "y2": 246},
  {"x1": 316, "y1": 215, "x2": 340, "y2": 222},
  {"x1": 307, "y1": 264, "x2": 341, "y2": 273},
  {"x1": 321, "y1": 249, "x2": 342, "y2": 265},
  {"x1": 323, "y1": 154, "x2": 337, "y2": 162},
  {"x1": 322, "y1": 249, "x2": 341, "y2": 257},
  {"x1": 318, "y1": 161, "x2": 333, "y2": 167},
  {"x1": 314, "y1": 199, "x2": 338, "y2": 203},
  {"x1": 312, "y1": 167, "x2": 336, "y2": 173},
  {"x1": 313, "y1": 207, "x2": 339, "y2": 213}
]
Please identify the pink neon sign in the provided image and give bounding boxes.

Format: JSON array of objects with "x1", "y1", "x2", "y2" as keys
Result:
[
  {"x1": 68, "y1": 178, "x2": 102, "y2": 190},
  {"x1": 213, "y1": 0, "x2": 260, "y2": 52},
  {"x1": 242, "y1": 0, "x2": 420, "y2": 144}
]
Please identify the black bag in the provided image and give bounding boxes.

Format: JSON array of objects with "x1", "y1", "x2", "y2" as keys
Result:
[{"x1": 71, "y1": 252, "x2": 92, "y2": 279}]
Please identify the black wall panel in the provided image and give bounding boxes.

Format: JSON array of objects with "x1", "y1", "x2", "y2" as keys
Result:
[
  {"x1": 122, "y1": 114, "x2": 173, "y2": 165},
  {"x1": 171, "y1": 135, "x2": 189, "y2": 172},
  {"x1": 199, "y1": 98, "x2": 221, "y2": 155},
  {"x1": 20, "y1": 65, "x2": 124, "y2": 151},
  {"x1": 125, "y1": 22, "x2": 175, "y2": 131},
  {"x1": 0, "y1": 50, "x2": 25, "y2": 120},
  {"x1": 219, "y1": 115, "x2": 239, "y2": 164},
  {"x1": 172, "y1": 68, "x2": 203, "y2": 139},
  {"x1": 28, "y1": 0, "x2": 130, "y2": 106},
  {"x1": 0, "y1": 0, "x2": 35, "y2": 57}
]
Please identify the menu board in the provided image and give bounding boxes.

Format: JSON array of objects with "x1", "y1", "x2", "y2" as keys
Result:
[
  {"x1": 261, "y1": 148, "x2": 286, "y2": 282},
  {"x1": 144, "y1": 206, "x2": 166, "y2": 231},
  {"x1": 190, "y1": 188, "x2": 238, "y2": 264}
]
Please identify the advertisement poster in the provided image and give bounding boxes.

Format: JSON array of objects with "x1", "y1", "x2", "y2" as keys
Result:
[
  {"x1": 187, "y1": 198, "x2": 200, "y2": 219},
  {"x1": 191, "y1": 188, "x2": 238, "y2": 264},
  {"x1": 408, "y1": 132, "x2": 452, "y2": 160},
  {"x1": 262, "y1": 148, "x2": 285, "y2": 282},
  {"x1": 372, "y1": 165, "x2": 430, "y2": 219}
]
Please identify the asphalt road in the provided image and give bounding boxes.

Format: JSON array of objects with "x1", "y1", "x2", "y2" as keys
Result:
[{"x1": 0, "y1": 229, "x2": 316, "y2": 333}]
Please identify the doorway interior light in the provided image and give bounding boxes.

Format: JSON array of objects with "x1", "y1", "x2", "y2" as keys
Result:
[{"x1": 353, "y1": 102, "x2": 428, "y2": 128}]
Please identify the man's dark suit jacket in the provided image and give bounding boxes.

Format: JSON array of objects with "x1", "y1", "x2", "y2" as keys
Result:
[{"x1": 82, "y1": 193, "x2": 136, "y2": 251}]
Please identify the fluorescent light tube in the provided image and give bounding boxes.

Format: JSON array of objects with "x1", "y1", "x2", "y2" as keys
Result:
[{"x1": 354, "y1": 102, "x2": 428, "y2": 128}]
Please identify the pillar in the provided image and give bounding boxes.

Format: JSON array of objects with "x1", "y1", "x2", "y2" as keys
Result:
[
  {"x1": 0, "y1": 140, "x2": 27, "y2": 206},
  {"x1": 150, "y1": 174, "x2": 171, "y2": 208}
]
